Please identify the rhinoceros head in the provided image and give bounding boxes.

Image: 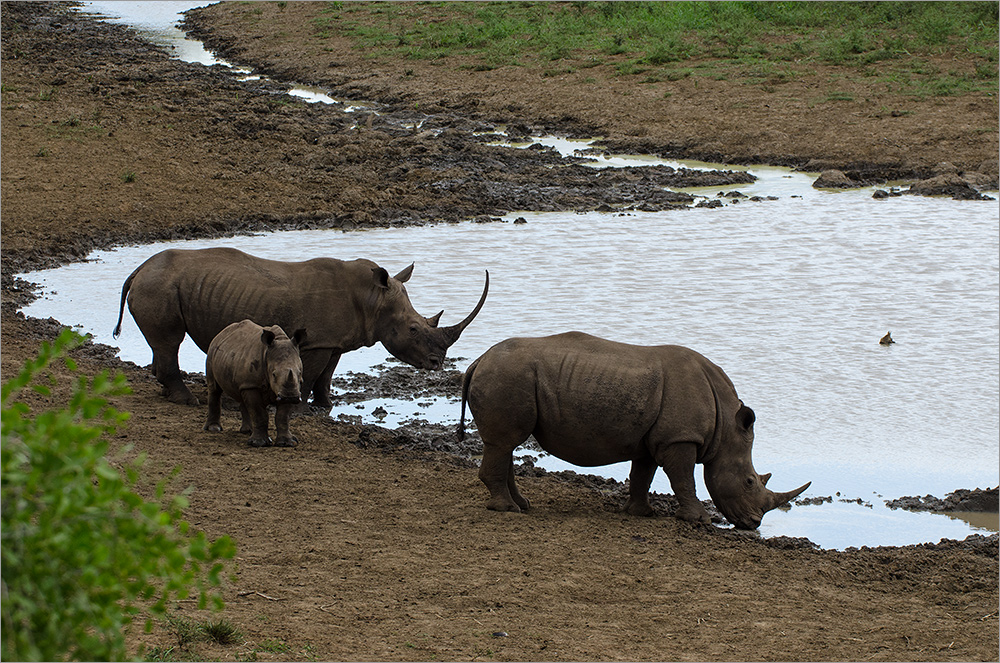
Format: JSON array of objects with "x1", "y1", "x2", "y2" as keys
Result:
[
  {"x1": 703, "y1": 404, "x2": 810, "y2": 530},
  {"x1": 262, "y1": 326, "x2": 306, "y2": 404},
  {"x1": 371, "y1": 265, "x2": 488, "y2": 371}
]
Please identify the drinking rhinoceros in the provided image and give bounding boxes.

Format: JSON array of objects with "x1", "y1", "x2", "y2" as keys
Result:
[
  {"x1": 113, "y1": 247, "x2": 488, "y2": 409},
  {"x1": 204, "y1": 320, "x2": 306, "y2": 447},
  {"x1": 458, "y1": 332, "x2": 810, "y2": 530}
]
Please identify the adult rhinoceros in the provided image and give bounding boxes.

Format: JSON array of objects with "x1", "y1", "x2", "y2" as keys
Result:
[
  {"x1": 113, "y1": 247, "x2": 488, "y2": 409},
  {"x1": 458, "y1": 332, "x2": 809, "y2": 530}
]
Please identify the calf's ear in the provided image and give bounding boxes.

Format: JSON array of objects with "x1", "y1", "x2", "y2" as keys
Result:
[
  {"x1": 292, "y1": 329, "x2": 307, "y2": 346},
  {"x1": 261, "y1": 329, "x2": 276, "y2": 347}
]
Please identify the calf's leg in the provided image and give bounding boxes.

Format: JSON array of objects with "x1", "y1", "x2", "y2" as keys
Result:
[
  {"x1": 240, "y1": 389, "x2": 273, "y2": 447},
  {"x1": 203, "y1": 377, "x2": 223, "y2": 432},
  {"x1": 273, "y1": 403, "x2": 298, "y2": 447}
]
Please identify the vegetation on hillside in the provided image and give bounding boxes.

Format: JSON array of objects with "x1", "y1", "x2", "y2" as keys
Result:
[{"x1": 302, "y1": 1, "x2": 998, "y2": 95}]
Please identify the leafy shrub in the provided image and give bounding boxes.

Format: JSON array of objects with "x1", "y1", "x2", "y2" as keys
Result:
[{"x1": 1, "y1": 329, "x2": 236, "y2": 662}]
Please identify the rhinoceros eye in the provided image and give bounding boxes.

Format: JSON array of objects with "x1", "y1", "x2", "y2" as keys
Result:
[{"x1": 745, "y1": 476, "x2": 756, "y2": 487}]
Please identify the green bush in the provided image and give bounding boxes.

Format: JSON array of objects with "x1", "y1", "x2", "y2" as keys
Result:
[{"x1": 1, "y1": 329, "x2": 236, "y2": 662}]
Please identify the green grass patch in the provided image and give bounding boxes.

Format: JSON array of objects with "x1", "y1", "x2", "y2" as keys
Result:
[{"x1": 306, "y1": 1, "x2": 996, "y2": 94}]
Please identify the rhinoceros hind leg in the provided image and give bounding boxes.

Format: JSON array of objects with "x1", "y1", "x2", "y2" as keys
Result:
[
  {"x1": 306, "y1": 351, "x2": 338, "y2": 411},
  {"x1": 163, "y1": 381, "x2": 199, "y2": 406},
  {"x1": 625, "y1": 456, "x2": 657, "y2": 517},
  {"x1": 507, "y1": 461, "x2": 530, "y2": 511},
  {"x1": 480, "y1": 447, "x2": 524, "y2": 512},
  {"x1": 150, "y1": 341, "x2": 198, "y2": 405}
]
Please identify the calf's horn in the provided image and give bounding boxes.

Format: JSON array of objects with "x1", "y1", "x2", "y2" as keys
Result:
[
  {"x1": 442, "y1": 270, "x2": 489, "y2": 346},
  {"x1": 766, "y1": 481, "x2": 811, "y2": 512}
]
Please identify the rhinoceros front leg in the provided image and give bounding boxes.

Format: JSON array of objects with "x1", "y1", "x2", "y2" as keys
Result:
[
  {"x1": 625, "y1": 456, "x2": 657, "y2": 517},
  {"x1": 240, "y1": 389, "x2": 273, "y2": 447},
  {"x1": 656, "y1": 442, "x2": 712, "y2": 524},
  {"x1": 273, "y1": 403, "x2": 298, "y2": 448}
]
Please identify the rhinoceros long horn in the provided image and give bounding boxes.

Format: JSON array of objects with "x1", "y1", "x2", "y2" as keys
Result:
[
  {"x1": 766, "y1": 481, "x2": 811, "y2": 511},
  {"x1": 442, "y1": 271, "x2": 489, "y2": 346}
]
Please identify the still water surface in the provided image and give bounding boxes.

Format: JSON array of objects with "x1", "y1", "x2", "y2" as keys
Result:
[
  {"x1": 33, "y1": 2, "x2": 998, "y2": 549},
  {"x1": 20, "y1": 182, "x2": 999, "y2": 548}
]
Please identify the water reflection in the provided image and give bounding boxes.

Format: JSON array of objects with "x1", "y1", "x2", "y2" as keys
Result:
[{"x1": 80, "y1": 1, "x2": 220, "y2": 65}]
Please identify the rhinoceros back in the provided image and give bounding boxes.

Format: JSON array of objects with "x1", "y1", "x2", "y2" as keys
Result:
[
  {"x1": 125, "y1": 248, "x2": 372, "y2": 353},
  {"x1": 470, "y1": 333, "x2": 672, "y2": 466}
]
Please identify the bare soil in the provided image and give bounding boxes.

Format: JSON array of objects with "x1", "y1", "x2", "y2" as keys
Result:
[{"x1": 1, "y1": 3, "x2": 997, "y2": 661}]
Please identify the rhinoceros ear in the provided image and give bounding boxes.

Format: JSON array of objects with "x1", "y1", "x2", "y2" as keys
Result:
[
  {"x1": 372, "y1": 267, "x2": 391, "y2": 289},
  {"x1": 393, "y1": 263, "x2": 414, "y2": 283},
  {"x1": 736, "y1": 403, "x2": 755, "y2": 431},
  {"x1": 261, "y1": 329, "x2": 276, "y2": 347},
  {"x1": 292, "y1": 329, "x2": 307, "y2": 346}
]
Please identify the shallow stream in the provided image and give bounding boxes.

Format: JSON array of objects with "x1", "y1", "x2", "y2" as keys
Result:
[{"x1": 32, "y1": 2, "x2": 999, "y2": 550}]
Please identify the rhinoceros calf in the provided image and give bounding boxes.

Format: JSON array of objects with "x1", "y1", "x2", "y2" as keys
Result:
[
  {"x1": 113, "y1": 247, "x2": 488, "y2": 409},
  {"x1": 459, "y1": 332, "x2": 809, "y2": 530},
  {"x1": 205, "y1": 320, "x2": 306, "y2": 447}
]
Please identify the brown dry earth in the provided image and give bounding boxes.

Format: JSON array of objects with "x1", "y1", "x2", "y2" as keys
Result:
[{"x1": 1, "y1": 3, "x2": 998, "y2": 662}]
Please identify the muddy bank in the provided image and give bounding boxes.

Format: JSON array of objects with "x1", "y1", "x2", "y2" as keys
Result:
[
  {"x1": 1, "y1": 1, "x2": 752, "y2": 278},
  {"x1": 887, "y1": 488, "x2": 1000, "y2": 514},
  {"x1": 183, "y1": 1, "x2": 999, "y2": 181}
]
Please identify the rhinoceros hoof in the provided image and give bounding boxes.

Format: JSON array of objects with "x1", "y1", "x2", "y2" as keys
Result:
[
  {"x1": 274, "y1": 436, "x2": 298, "y2": 448},
  {"x1": 675, "y1": 505, "x2": 712, "y2": 524},
  {"x1": 164, "y1": 387, "x2": 199, "y2": 406},
  {"x1": 204, "y1": 423, "x2": 223, "y2": 433},
  {"x1": 486, "y1": 499, "x2": 523, "y2": 513},
  {"x1": 310, "y1": 396, "x2": 334, "y2": 412},
  {"x1": 625, "y1": 500, "x2": 655, "y2": 517},
  {"x1": 248, "y1": 436, "x2": 273, "y2": 448}
]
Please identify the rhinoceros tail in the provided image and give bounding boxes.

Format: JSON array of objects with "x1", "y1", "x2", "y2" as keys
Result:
[
  {"x1": 112, "y1": 265, "x2": 142, "y2": 338},
  {"x1": 457, "y1": 358, "x2": 480, "y2": 442}
]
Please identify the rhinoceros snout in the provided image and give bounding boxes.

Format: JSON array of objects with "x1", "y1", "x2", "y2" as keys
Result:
[{"x1": 734, "y1": 516, "x2": 762, "y2": 531}]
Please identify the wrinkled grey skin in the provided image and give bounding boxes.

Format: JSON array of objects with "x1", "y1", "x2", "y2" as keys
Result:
[
  {"x1": 459, "y1": 332, "x2": 810, "y2": 530},
  {"x1": 114, "y1": 247, "x2": 488, "y2": 409},
  {"x1": 204, "y1": 320, "x2": 306, "y2": 447}
]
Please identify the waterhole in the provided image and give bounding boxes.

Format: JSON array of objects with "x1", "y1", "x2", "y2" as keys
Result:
[{"x1": 31, "y1": 2, "x2": 998, "y2": 550}]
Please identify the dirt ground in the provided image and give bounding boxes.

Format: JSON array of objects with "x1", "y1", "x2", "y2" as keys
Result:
[{"x1": 1, "y1": 3, "x2": 998, "y2": 661}]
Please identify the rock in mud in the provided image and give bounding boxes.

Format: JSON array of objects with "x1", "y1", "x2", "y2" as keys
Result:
[
  {"x1": 906, "y1": 172, "x2": 996, "y2": 200},
  {"x1": 812, "y1": 169, "x2": 858, "y2": 188}
]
